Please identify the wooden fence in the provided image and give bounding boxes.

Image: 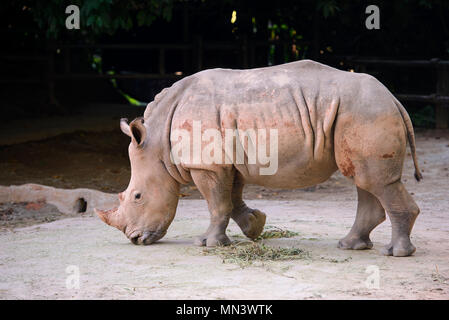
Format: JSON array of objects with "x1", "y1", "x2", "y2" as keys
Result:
[
  {"x1": 345, "y1": 57, "x2": 449, "y2": 128},
  {"x1": 1, "y1": 40, "x2": 449, "y2": 128}
]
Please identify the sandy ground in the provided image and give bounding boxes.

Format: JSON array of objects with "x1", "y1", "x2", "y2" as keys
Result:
[
  {"x1": 0, "y1": 197, "x2": 448, "y2": 300},
  {"x1": 0, "y1": 131, "x2": 448, "y2": 299}
]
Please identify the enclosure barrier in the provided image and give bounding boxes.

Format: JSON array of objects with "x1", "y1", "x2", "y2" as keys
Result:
[
  {"x1": 2, "y1": 41, "x2": 449, "y2": 128},
  {"x1": 344, "y1": 57, "x2": 449, "y2": 129}
]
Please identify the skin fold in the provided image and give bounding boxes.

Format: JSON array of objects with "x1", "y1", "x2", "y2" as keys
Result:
[{"x1": 96, "y1": 60, "x2": 422, "y2": 257}]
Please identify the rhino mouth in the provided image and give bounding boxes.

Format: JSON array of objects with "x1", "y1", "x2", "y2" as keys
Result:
[{"x1": 128, "y1": 230, "x2": 167, "y2": 245}]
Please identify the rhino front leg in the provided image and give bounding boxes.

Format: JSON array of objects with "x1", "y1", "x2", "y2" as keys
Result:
[
  {"x1": 338, "y1": 187, "x2": 386, "y2": 250},
  {"x1": 190, "y1": 168, "x2": 234, "y2": 247},
  {"x1": 230, "y1": 173, "x2": 266, "y2": 239}
]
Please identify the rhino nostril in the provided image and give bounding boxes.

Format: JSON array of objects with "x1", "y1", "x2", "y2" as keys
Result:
[{"x1": 130, "y1": 236, "x2": 139, "y2": 245}]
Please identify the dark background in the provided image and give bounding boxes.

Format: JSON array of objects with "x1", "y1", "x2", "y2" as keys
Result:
[
  {"x1": 0, "y1": 0, "x2": 448, "y2": 194},
  {"x1": 1, "y1": 0, "x2": 449, "y2": 128}
]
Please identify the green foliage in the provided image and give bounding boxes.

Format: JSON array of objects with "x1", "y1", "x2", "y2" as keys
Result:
[
  {"x1": 27, "y1": 0, "x2": 174, "y2": 39},
  {"x1": 90, "y1": 54, "x2": 145, "y2": 106},
  {"x1": 316, "y1": 0, "x2": 340, "y2": 18},
  {"x1": 267, "y1": 20, "x2": 306, "y2": 64}
]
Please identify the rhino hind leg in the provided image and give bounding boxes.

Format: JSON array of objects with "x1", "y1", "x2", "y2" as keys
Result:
[
  {"x1": 335, "y1": 116, "x2": 419, "y2": 256},
  {"x1": 230, "y1": 174, "x2": 266, "y2": 240},
  {"x1": 190, "y1": 168, "x2": 233, "y2": 247},
  {"x1": 232, "y1": 207, "x2": 266, "y2": 240},
  {"x1": 372, "y1": 181, "x2": 420, "y2": 257},
  {"x1": 338, "y1": 187, "x2": 386, "y2": 250}
]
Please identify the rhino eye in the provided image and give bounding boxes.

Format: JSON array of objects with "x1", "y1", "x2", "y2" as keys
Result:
[{"x1": 135, "y1": 193, "x2": 142, "y2": 200}]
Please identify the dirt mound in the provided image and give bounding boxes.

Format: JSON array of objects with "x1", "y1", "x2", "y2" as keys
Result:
[{"x1": 0, "y1": 201, "x2": 71, "y2": 229}]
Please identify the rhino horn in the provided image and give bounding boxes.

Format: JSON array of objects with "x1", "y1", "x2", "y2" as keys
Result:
[{"x1": 95, "y1": 207, "x2": 120, "y2": 228}]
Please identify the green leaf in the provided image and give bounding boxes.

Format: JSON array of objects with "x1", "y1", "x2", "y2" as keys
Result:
[
  {"x1": 163, "y1": 6, "x2": 172, "y2": 21},
  {"x1": 87, "y1": 15, "x2": 95, "y2": 27},
  {"x1": 125, "y1": 16, "x2": 133, "y2": 30},
  {"x1": 96, "y1": 16, "x2": 103, "y2": 28},
  {"x1": 137, "y1": 11, "x2": 146, "y2": 26}
]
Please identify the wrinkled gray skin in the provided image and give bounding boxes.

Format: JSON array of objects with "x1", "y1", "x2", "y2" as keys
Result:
[{"x1": 96, "y1": 60, "x2": 422, "y2": 257}]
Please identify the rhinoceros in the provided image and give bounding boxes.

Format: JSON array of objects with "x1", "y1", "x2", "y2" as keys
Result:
[{"x1": 95, "y1": 60, "x2": 422, "y2": 257}]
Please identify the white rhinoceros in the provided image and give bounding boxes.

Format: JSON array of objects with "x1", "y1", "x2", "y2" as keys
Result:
[{"x1": 96, "y1": 60, "x2": 422, "y2": 257}]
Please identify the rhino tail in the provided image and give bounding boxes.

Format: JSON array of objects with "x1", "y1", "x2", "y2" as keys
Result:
[{"x1": 394, "y1": 99, "x2": 423, "y2": 182}]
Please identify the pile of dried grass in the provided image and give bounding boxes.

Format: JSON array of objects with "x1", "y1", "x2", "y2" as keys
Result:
[{"x1": 202, "y1": 241, "x2": 309, "y2": 267}]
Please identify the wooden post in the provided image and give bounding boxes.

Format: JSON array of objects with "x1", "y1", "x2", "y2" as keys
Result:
[
  {"x1": 249, "y1": 40, "x2": 255, "y2": 68},
  {"x1": 183, "y1": 4, "x2": 190, "y2": 73},
  {"x1": 357, "y1": 63, "x2": 367, "y2": 74},
  {"x1": 241, "y1": 34, "x2": 248, "y2": 68},
  {"x1": 64, "y1": 47, "x2": 71, "y2": 74},
  {"x1": 312, "y1": 9, "x2": 320, "y2": 60},
  {"x1": 436, "y1": 62, "x2": 449, "y2": 129},
  {"x1": 194, "y1": 35, "x2": 203, "y2": 71},
  {"x1": 47, "y1": 51, "x2": 58, "y2": 106},
  {"x1": 159, "y1": 48, "x2": 165, "y2": 75}
]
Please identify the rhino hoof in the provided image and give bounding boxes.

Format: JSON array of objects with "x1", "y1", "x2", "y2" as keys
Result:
[
  {"x1": 206, "y1": 234, "x2": 231, "y2": 247},
  {"x1": 380, "y1": 241, "x2": 416, "y2": 257},
  {"x1": 194, "y1": 236, "x2": 207, "y2": 247},
  {"x1": 194, "y1": 233, "x2": 231, "y2": 247},
  {"x1": 242, "y1": 209, "x2": 267, "y2": 240},
  {"x1": 338, "y1": 237, "x2": 373, "y2": 250}
]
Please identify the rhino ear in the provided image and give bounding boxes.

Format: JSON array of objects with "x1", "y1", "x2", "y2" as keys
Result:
[
  {"x1": 120, "y1": 118, "x2": 131, "y2": 137},
  {"x1": 129, "y1": 117, "x2": 146, "y2": 148}
]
